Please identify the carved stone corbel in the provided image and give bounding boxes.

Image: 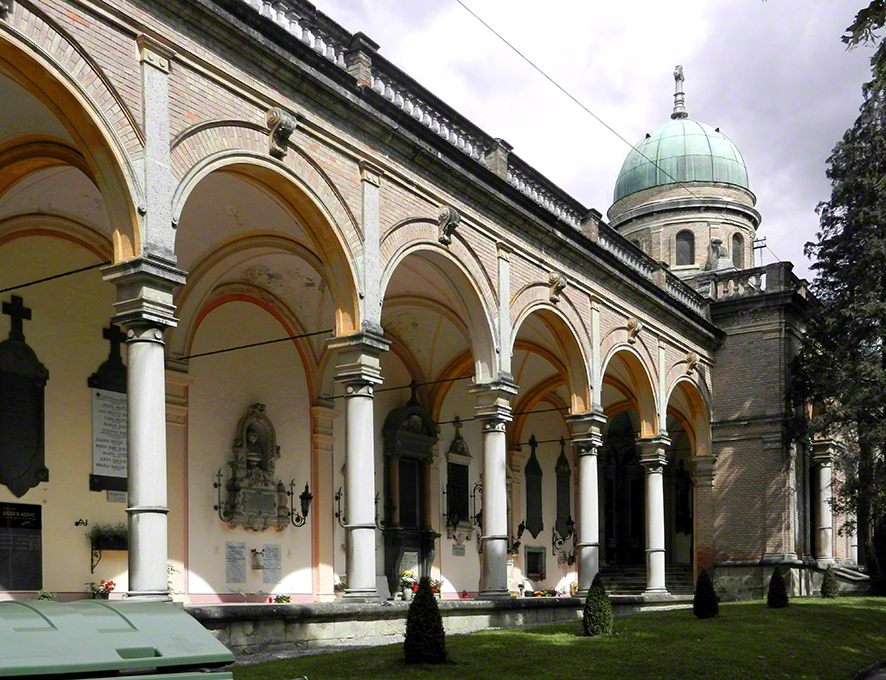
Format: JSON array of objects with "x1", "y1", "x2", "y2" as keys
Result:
[
  {"x1": 626, "y1": 317, "x2": 643, "y2": 344},
  {"x1": 266, "y1": 107, "x2": 300, "y2": 159},
  {"x1": 438, "y1": 206, "x2": 461, "y2": 245},
  {"x1": 548, "y1": 271, "x2": 567, "y2": 303},
  {"x1": 685, "y1": 351, "x2": 700, "y2": 374}
]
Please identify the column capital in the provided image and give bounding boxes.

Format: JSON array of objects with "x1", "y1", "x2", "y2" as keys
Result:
[
  {"x1": 102, "y1": 254, "x2": 187, "y2": 330},
  {"x1": 690, "y1": 454, "x2": 716, "y2": 487},
  {"x1": 810, "y1": 439, "x2": 841, "y2": 466},
  {"x1": 470, "y1": 377, "x2": 518, "y2": 424},
  {"x1": 566, "y1": 409, "x2": 606, "y2": 441},
  {"x1": 636, "y1": 436, "x2": 670, "y2": 469},
  {"x1": 328, "y1": 330, "x2": 390, "y2": 387}
]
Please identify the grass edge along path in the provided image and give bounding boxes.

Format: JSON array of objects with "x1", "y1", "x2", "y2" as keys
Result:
[{"x1": 233, "y1": 597, "x2": 886, "y2": 680}]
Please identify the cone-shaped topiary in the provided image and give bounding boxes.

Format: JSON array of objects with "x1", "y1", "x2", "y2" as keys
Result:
[
  {"x1": 820, "y1": 564, "x2": 840, "y2": 598},
  {"x1": 582, "y1": 573, "x2": 614, "y2": 636},
  {"x1": 404, "y1": 575, "x2": 446, "y2": 664},
  {"x1": 693, "y1": 568, "x2": 719, "y2": 619},
  {"x1": 767, "y1": 567, "x2": 789, "y2": 608}
]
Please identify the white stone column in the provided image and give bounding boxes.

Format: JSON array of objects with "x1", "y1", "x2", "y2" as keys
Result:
[
  {"x1": 568, "y1": 410, "x2": 606, "y2": 597},
  {"x1": 811, "y1": 441, "x2": 835, "y2": 563},
  {"x1": 637, "y1": 436, "x2": 671, "y2": 596},
  {"x1": 104, "y1": 255, "x2": 186, "y2": 600},
  {"x1": 470, "y1": 380, "x2": 517, "y2": 599},
  {"x1": 850, "y1": 523, "x2": 859, "y2": 564},
  {"x1": 328, "y1": 331, "x2": 389, "y2": 600}
]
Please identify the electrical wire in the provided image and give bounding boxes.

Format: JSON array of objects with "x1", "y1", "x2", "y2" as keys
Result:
[
  {"x1": 180, "y1": 328, "x2": 334, "y2": 360},
  {"x1": 455, "y1": 0, "x2": 787, "y2": 264},
  {"x1": 0, "y1": 262, "x2": 110, "y2": 295}
]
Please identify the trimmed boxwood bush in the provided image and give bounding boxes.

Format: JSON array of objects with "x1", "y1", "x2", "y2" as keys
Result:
[
  {"x1": 821, "y1": 564, "x2": 840, "y2": 598},
  {"x1": 693, "y1": 568, "x2": 719, "y2": 619},
  {"x1": 404, "y1": 576, "x2": 446, "y2": 664},
  {"x1": 767, "y1": 567, "x2": 789, "y2": 608},
  {"x1": 582, "y1": 573, "x2": 613, "y2": 636}
]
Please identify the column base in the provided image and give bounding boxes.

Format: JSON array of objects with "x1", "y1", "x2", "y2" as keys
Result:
[
  {"x1": 575, "y1": 589, "x2": 589, "y2": 600},
  {"x1": 124, "y1": 590, "x2": 173, "y2": 602},
  {"x1": 816, "y1": 557, "x2": 837, "y2": 567},
  {"x1": 478, "y1": 588, "x2": 511, "y2": 600},
  {"x1": 642, "y1": 587, "x2": 671, "y2": 599},
  {"x1": 342, "y1": 588, "x2": 378, "y2": 602}
]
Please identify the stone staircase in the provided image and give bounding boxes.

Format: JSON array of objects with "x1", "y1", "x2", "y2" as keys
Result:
[{"x1": 598, "y1": 564, "x2": 695, "y2": 595}]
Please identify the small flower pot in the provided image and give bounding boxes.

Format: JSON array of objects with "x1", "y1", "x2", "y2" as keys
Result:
[
  {"x1": 402, "y1": 587, "x2": 413, "y2": 601},
  {"x1": 94, "y1": 592, "x2": 110, "y2": 600}
]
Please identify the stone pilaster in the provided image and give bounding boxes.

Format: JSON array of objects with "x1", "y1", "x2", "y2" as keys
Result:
[
  {"x1": 104, "y1": 254, "x2": 187, "y2": 600},
  {"x1": 691, "y1": 454, "x2": 716, "y2": 572},
  {"x1": 312, "y1": 399, "x2": 339, "y2": 601},
  {"x1": 568, "y1": 409, "x2": 607, "y2": 597},
  {"x1": 637, "y1": 436, "x2": 671, "y2": 596},
  {"x1": 470, "y1": 379, "x2": 518, "y2": 599},
  {"x1": 345, "y1": 32, "x2": 379, "y2": 88},
  {"x1": 136, "y1": 35, "x2": 176, "y2": 260},
  {"x1": 328, "y1": 331, "x2": 389, "y2": 600},
  {"x1": 358, "y1": 161, "x2": 384, "y2": 334}
]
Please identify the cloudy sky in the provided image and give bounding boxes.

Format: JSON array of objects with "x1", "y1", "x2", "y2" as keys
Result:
[{"x1": 313, "y1": 1, "x2": 874, "y2": 280}]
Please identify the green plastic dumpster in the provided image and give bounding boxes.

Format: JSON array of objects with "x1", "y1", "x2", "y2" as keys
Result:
[{"x1": 0, "y1": 600, "x2": 234, "y2": 678}]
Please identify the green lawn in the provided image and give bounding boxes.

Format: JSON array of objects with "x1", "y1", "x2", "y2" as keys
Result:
[{"x1": 233, "y1": 597, "x2": 886, "y2": 680}]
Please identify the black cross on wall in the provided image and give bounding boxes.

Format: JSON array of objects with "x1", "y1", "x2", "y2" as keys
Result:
[
  {"x1": 2, "y1": 295, "x2": 31, "y2": 342},
  {"x1": 103, "y1": 324, "x2": 127, "y2": 362}
]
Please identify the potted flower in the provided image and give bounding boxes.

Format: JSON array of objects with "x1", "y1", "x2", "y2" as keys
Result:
[
  {"x1": 399, "y1": 570, "x2": 418, "y2": 601},
  {"x1": 86, "y1": 580, "x2": 116, "y2": 599},
  {"x1": 430, "y1": 578, "x2": 443, "y2": 599}
]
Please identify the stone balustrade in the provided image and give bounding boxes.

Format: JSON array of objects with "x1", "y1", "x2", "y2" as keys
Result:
[
  {"x1": 598, "y1": 226, "x2": 656, "y2": 280},
  {"x1": 236, "y1": 0, "x2": 717, "y2": 318},
  {"x1": 693, "y1": 262, "x2": 806, "y2": 302}
]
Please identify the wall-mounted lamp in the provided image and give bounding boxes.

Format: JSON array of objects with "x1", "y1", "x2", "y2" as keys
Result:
[
  {"x1": 470, "y1": 482, "x2": 483, "y2": 529},
  {"x1": 508, "y1": 519, "x2": 526, "y2": 555},
  {"x1": 553, "y1": 516, "x2": 576, "y2": 565},
  {"x1": 287, "y1": 481, "x2": 313, "y2": 527},
  {"x1": 251, "y1": 548, "x2": 265, "y2": 570}
]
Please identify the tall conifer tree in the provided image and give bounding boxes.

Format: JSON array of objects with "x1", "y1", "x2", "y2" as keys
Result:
[{"x1": 791, "y1": 63, "x2": 886, "y2": 589}]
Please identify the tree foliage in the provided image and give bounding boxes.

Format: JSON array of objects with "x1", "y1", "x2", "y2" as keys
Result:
[
  {"x1": 404, "y1": 576, "x2": 446, "y2": 664},
  {"x1": 582, "y1": 573, "x2": 613, "y2": 636},
  {"x1": 789, "y1": 26, "x2": 886, "y2": 589},
  {"x1": 845, "y1": 2, "x2": 886, "y2": 83},
  {"x1": 693, "y1": 568, "x2": 719, "y2": 619},
  {"x1": 767, "y1": 568, "x2": 789, "y2": 609}
]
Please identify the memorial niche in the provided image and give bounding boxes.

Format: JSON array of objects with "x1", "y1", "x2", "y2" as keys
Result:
[
  {"x1": 0, "y1": 296, "x2": 49, "y2": 498},
  {"x1": 382, "y1": 382, "x2": 439, "y2": 598},
  {"x1": 216, "y1": 403, "x2": 290, "y2": 531}
]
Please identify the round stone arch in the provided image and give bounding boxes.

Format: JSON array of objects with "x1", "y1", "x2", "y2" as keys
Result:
[
  {"x1": 171, "y1": 153, "x2": 361, "y2": 336},
  {"x1": 510, "y1": 298, "x2": 592, "y2": 414},
  {"x1": 601, "y1": 344, "x2": 659, "y2": 437},
  {"x1": 380, "y1": 242, "x2": 498, "y2": 383},
  {"x1": 0, "y1": 214, "x2": 112, "y2": 261},
  {"x1": 666, "y1": 376, "x2": 712, "y2": 457},
  {"x1": 0, "y1": 25, "x2": 142, "y2": 261},
  {"x1": 183, "y1": 285, "x2": 319, "y2": 405}
]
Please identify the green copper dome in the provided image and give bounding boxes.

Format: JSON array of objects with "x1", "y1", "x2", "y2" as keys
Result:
[{"x1": 613, "y1": 118, "x2": 749, "y2": 203}]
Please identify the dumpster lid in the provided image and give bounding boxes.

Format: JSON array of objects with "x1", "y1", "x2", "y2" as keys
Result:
[{"x1": 0, "y1": 600, "x2": 234, "y2": 677}]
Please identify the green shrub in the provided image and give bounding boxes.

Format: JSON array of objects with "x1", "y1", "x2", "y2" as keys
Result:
[
  {"x1": 820, "y1": 565, "x2": 840, "y2": 599},
  {"x1": 582, "y1": 573, "x2": 613, "y2": 636},
  {"x1": 767, "y1": 567, "x2": 789, "y2": 608},
  {"x1": 404, "y1": 576, "x2": 446, "y2": 664},
  {"x1": 36, "y1": 590, "x2": 56, "y2": 601},
  {"x1": 693, "y1": 568, "x2": 719, "y2": 619}
]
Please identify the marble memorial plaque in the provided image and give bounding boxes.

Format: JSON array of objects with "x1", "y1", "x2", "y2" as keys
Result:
[
  {"x1": 242, "y1": 489, "x2": 277, "y2": 516},
  {"x1": 452, "y1": 544, "x2": 465, "y2": 557},
  {"x1": 401, "y1": 550, "x2": 419, "y2": 575},
  {"x1": 262, "y1": 544, "x2": 281, "y2": 584},
  {"x1": 106, "y1": 490, "x2": 127, "y2": 503},
  {"x1": 0, "y1": 502, "x2": 41, "y2": 590},
  {"x1": 91, "y1": 389, "x2": 127, "y2": 478},
  {"x1": 225, "y1": 541, "x2": 246, "y2": 583}
]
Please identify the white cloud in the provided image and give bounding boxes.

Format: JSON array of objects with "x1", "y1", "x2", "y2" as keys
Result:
[{"x1": 316, "y1": 0, "x2": 874, "y2": 278}]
